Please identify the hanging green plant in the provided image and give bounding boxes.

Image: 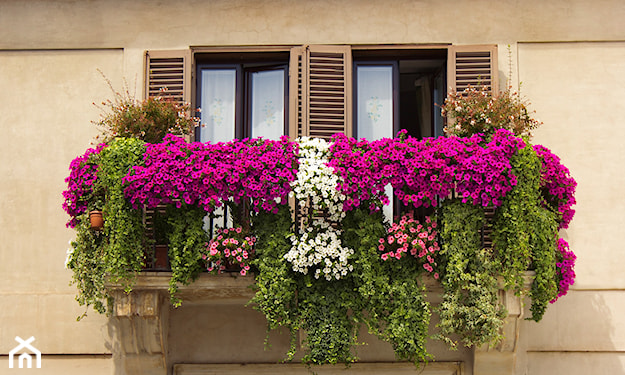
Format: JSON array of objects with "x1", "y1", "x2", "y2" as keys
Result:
[
  {"x1": 437, "y1": 199, "x2": 505, "y2": 348},
  {"x1": 65, "y1": 137, "x2": 147, "y2": 316},
  {"x1": 166, "y1": 204, "x2": 209, "y2": 306},
  {"x1": 250, "y1": 204, "x2": 299, "y2": 358},
  {"x1": 66, "y1": 214, "x2": 109, "y2": 317},
  {"x1": 99, "y1": 138, "x2": 148, "y2": 289}
]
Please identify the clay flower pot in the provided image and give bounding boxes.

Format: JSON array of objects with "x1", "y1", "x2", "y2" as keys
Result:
[{"x1": 89, "y1": 210, "x2": 104, "y2": 230}]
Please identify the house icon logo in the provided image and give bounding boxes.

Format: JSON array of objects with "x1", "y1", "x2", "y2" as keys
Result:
[{"x1": 8, "y1": 336, "x2": 41, "y2": 369}]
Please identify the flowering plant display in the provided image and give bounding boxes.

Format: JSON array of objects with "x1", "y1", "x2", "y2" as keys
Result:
[
  {"x1": 94, "y1": 84, "x2": 199, "y2": 144},
  {"x1": 441, "y1": 85, "x2": 542, "y2": 138},
  {"x1": 329, "y1": 129, "x2": 525, "y2": 210},
  {"x1": 63, "y1": 119, "x2": 578, "y2": 365},
  {"x1": 62, "y1": 143, "x2": 107, "y2": 228},
  {"x1": 285, "y1": 137, "x2": 353, "y2": 280},
  {"x1": 551, "y1": 238, "x2": 576, "y2": 303},
  {"x1": 203, "y1": 226, "x2": 256, "y2": 276},
  {"x1": 378, "y1": 214, "x2": 440, "y2": 278},
  {"x1": 533, "y1": 145, "x2": 577, "y2": 229},
  {"x1": 123, "y1": 134, "x2": 298, "y2": 214}
]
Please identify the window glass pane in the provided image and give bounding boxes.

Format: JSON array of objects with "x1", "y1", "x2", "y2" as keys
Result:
[
  {"x1": 250, "y1": 69, "x2": 285, "y2": 140},
  {"x1": 200, "y1": 69, "x2": 236, "y2": 143},
  {"x1": 356, "y1": 65, "x2": 395, "y2": 222},
  {"x1": 356, "y1": 65, "x2": 394, "y2": 140}
]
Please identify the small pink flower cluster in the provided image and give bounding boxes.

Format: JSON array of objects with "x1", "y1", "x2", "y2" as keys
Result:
[
  {"x1": 378, "y1": 214, "x2": 440, "y2": 278},
  {"x1": 329, "y1": 129, "x2": 525, "y2": 211},
  {"x1": 203, "y1": 226, "x2": 256, "y2": 276},
  {"x1": 123, "y1": 134, "x2": 299, "y2": 213},
  {"x1": 551, "y1": 238, "x2": 576, "y2": 303},
  {"x1": 533, "y1": 145, "x2": 577, "y2": 229},
  {"x1": 62, "y1": 143, "x2": 107, "y2": 228}
]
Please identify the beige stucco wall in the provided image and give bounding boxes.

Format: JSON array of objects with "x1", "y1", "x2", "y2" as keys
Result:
[
  {"x1": 512, "y1": 40, "x2": 625, "y2": 374},
  {"x1": 1, "y1": 0, "x2": 624, "y2": 374},
  {"x1": 0, "y1": 49, "x2": 123, "y2": 358}
]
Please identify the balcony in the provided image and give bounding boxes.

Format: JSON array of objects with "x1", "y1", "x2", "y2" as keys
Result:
[{"x1": 64, "y1": 131, "x2": 576, "y2": 375}]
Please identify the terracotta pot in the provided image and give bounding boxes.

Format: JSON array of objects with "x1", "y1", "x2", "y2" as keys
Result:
[
  {"x1": 153, "y1": 245, "x2": 170, "y2": 270},
  {"x1": 89, "y1": 210, "x2": 104, "y2": 230}
]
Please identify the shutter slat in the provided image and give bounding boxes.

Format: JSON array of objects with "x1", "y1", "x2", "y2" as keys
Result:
[
  {"x1": 290, "y1": 45, "x2": 352, "y2": 140},
  {"x1": 448, "y1": 45, "x2": 499, "y2": 94},
  {"x1": 144, "y1": 50, "x2": 191, "y2": 104}
]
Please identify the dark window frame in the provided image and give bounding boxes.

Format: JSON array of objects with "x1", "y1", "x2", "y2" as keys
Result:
[
  {"x1": 352, "y1": 60, "x2": 400, "y2": 140},
  {"x1": 195, "y1": 55, "x2": 289, "y2": 142}
]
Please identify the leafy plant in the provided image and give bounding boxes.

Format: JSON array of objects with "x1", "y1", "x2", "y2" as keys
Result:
[
  {"x1": 492, "y1": 140, "x2": 541, "y2": 291},
  {"x1": 99, "y1": 138, "x2": 148, "y2": 290},
  {"x1": 65, "y1": 137, "x2": 147, "y2": 316},
  {"x1": 347, "y1": 207, "x2": 432, "y2": 364},
  {"x1": 250, "y1": 205, "x2": 299, "y2": 358},
  {"x1": 442, "y1": 85, "x2": 542, "y2": 139},
  {"x1": 437, "y1": 199, "x2": 505, "y2": 348},
  {"x1": 94, "y1": 77, "x2": 199, "y2": 144},
  {"x1": 166, "y1": 204, "x2": 208, "y2": 306},
  {"x1": 203, "y1": 226, "x2": 256, "y2": 276},
  {"x1": 66, "y1": 214, "x2": 109, "y2": 316}
]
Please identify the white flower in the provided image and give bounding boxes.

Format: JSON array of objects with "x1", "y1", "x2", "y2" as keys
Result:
[{"x1": 285, "y1": 137, "x2": 353, "y2": 280}]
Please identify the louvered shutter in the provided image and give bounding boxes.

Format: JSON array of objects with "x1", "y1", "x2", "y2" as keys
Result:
[
  {"x1": 143, "y1": 50, "x2": 192, "y2": 256},
  {"x1": 447, "y1": 45, "x2": 499, "y2": 249},
  {"x1": 289, "y1": 45, "x2": 352, "y2": 140},
  {"x1": 144, "y1": 50, "x2": 192, "y2": 103},
  {"x1": 447, "y1": 45, "x2": 498, "y2": 93}
]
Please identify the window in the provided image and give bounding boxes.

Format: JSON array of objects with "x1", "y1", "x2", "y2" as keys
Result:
[
  {"x1": 194, "y1": 52, "x2": 289, "y2": 143},
  {"x1": 145, "y1": 44, "x2": 498, "y2": 143},
  {"x1": 145, "y1": 45, "x2": 497, "y2": 221},
  {"x1": 352, "y1": 50, "x2": 448, "y2": 141}
]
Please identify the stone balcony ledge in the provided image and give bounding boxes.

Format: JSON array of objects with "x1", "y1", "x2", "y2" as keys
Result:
[{"x1": 107, "y1": 271, "x2": 535, "y2": 375}]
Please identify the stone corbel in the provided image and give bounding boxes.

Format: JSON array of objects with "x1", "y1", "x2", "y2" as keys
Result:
[
  {"x1": 108, "y1": 273, "x2": 254, "y2": 375},
  {"x1": 110, "y1": 288, "x2": 169, "y2": 375}
]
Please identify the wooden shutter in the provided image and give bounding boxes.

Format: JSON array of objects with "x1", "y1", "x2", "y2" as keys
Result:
[
  {"x1": 447, "y1": 45, "x2": 498, "y2": 93},
  {"x1": 289, "y1": 45, "x2": 352, "y2": 140},
  {"x1": 144, "y1": 49, "x2": 192, "y2": 103},
  {"x1": 143, "y1": 50, "x2": 193, "y2": 248}
]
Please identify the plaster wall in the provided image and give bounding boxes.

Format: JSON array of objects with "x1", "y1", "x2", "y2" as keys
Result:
[
  {"x1": 511, "y1": 40, "x2": 625, "y2": 374},
  {"x1": 0, "y1": 49, "x2": 123, "y2": 356},
  {"x1": 0, "y1": 1, "x2": 624, "y2": 374}
]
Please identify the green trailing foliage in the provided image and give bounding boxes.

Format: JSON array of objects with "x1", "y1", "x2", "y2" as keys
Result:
[
  {"x1": 251, "y1": 205, "x2": 434, "y2": 366},
  {"x1": 67, "y1": 214, "x2": 109, "y2": 316},
  {"x1": 66, "y1": 137, "x2": 147, "y2": 316},
  {"x1": 437, "y1": 199, "x2": 505, "y2": 348},
  {"x1": 345, "y1": 207, "x2": 431, "y2": 364},
  {"x1": 250, "y1": 205, "x2": 300, "y2": 358},
  {"x1": 492, "y1": 142, "x2": 537, "y2": 291},
  {"x1": 166, "y1": 204, "x2": 209, "y2": 306},
  {"x1": 492, "y1": 142, "x2": 559, "y2": 321},
  {"x1": 99, "y1": 138, "x2": 147, "y2": 290},
  {"x1": 526, "y1": 207, "x2": 558, "y2": 321}
]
